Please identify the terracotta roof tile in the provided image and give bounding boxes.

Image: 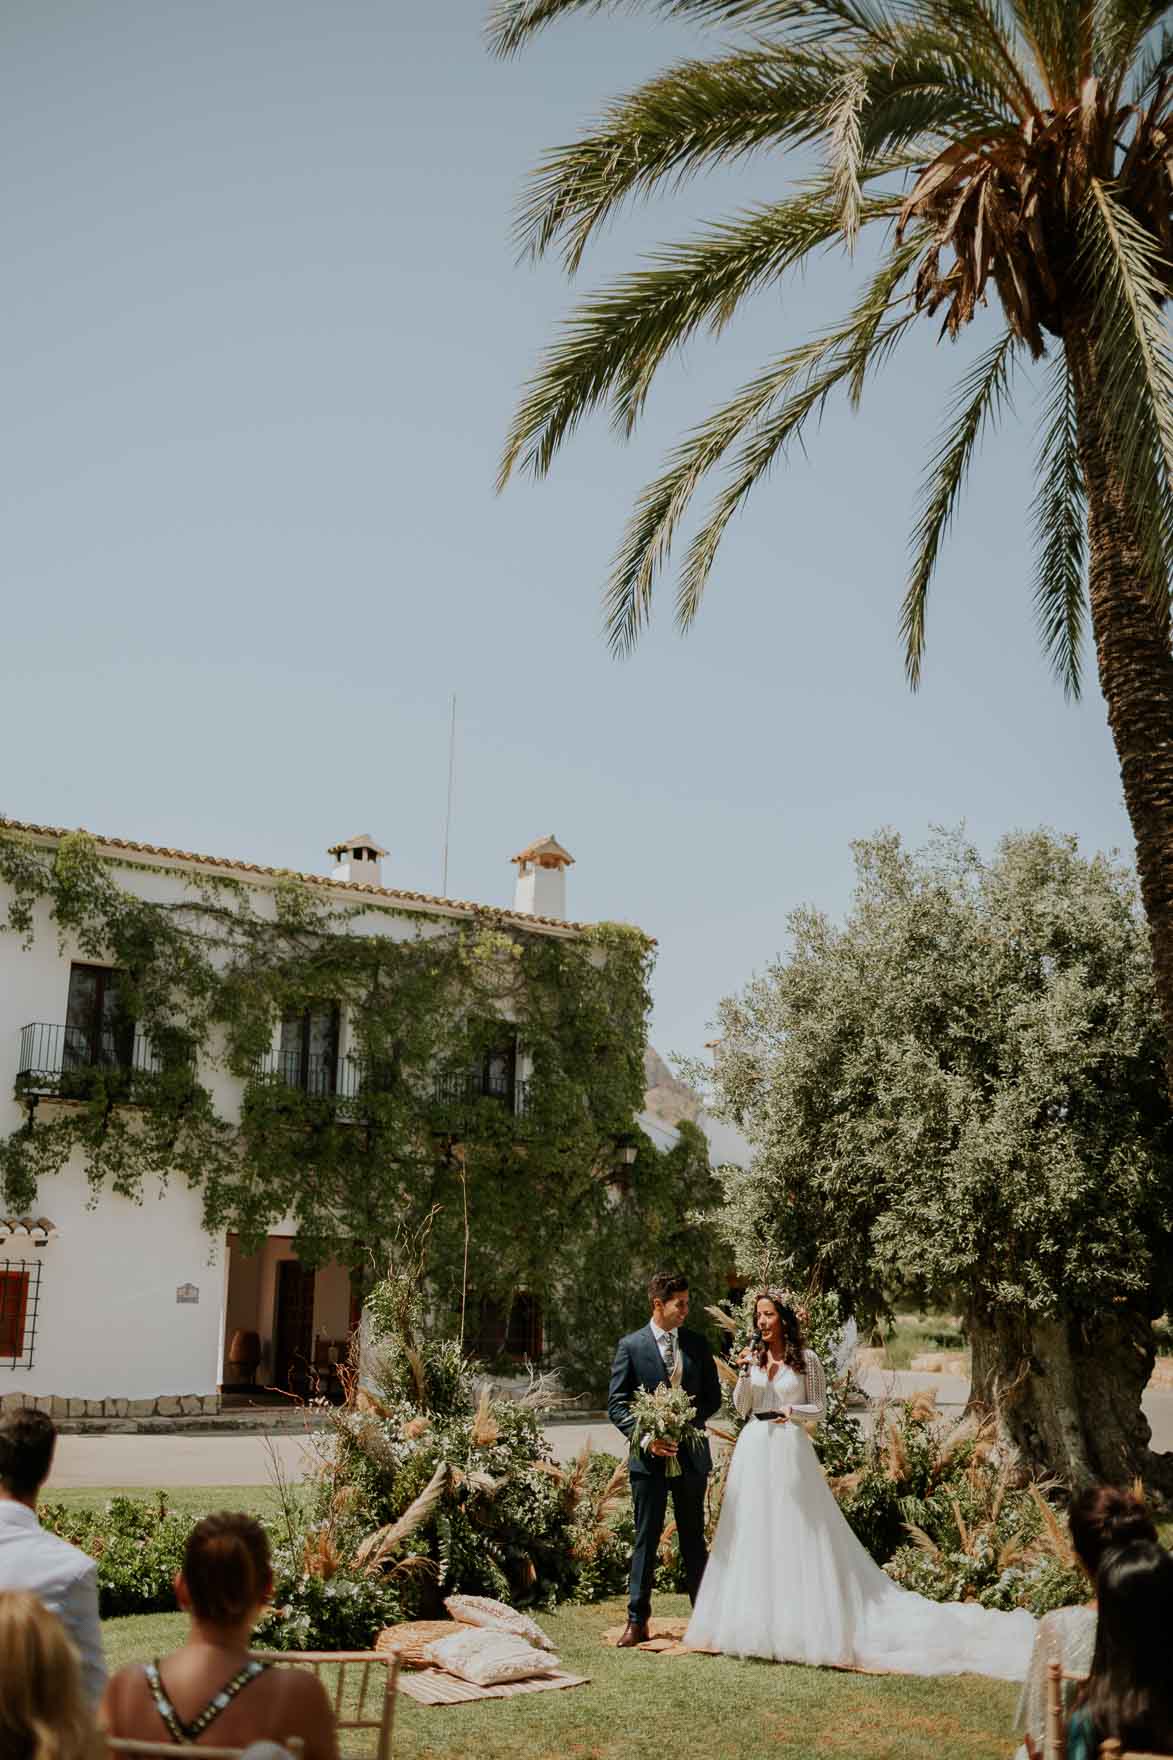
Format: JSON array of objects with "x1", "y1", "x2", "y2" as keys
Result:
[{"x1": 0, "y1": 817, "x2": 605, "y2": 937}]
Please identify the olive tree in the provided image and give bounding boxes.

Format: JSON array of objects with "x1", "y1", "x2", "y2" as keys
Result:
[{"x1": 697, "y1": 828, "x2": 1173, "y2": 1491}]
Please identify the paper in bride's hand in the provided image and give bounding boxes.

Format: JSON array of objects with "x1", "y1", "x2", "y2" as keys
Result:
[{"x1": 629, "y1": 1382, "x2": 699, "y2": 1479}]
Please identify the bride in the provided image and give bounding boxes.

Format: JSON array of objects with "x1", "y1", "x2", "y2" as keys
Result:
[{"x1": 685, "y1": 1289, "x2": 1036, "y2": 1679}]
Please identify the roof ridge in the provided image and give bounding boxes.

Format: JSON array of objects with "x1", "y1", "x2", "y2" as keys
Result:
[{"x1": 0, "y1": 816, "x2": 601, "y2": 936}]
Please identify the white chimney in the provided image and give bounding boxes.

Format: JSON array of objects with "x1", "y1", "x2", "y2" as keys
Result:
[
  {"x1": 512, "y1": 835, "x2": 574, "y2": 920},
  {"x1": 327, "y1": 833, "x2": 388, "y2": 887}
]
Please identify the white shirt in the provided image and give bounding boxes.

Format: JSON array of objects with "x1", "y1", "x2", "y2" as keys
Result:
[
  {"x1": 0, "y1": 1499, "x2": 106, "y2": 1704},
  {"x1": 650, "y1": 1319, "x2": 679, "y2": 1367}
]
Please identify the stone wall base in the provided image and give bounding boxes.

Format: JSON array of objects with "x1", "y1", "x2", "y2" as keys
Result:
[{"x1": 0, "y1": 1392, "x2": 220, "y2": 1417}]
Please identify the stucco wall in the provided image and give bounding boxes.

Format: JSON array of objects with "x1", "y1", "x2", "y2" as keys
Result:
[{"x1": 0, "y1": 1157, "x2": 225, "y2": 1402}]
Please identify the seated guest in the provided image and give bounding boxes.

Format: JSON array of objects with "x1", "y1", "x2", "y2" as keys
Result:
[
  {"x1": 1066, "y1": 1539, "x2": 1173, "y2": 1759},
  {"x1": 1014, "y1": 1485, "x2": 1156, "y2": 1759},
  {"x1": 101, "y1": 1511, "x2": 338, "y2": 1760},
  {"x1": 0, "y1": 1589, "x2": 102, "y2": 1760},
  {"x1": 0, "y1": 1408, "x2": 105, "y2": 1704}
]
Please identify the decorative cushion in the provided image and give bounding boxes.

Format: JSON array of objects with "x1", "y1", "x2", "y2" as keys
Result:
[
  {"x1": 444, "y1": 1592, "x2": 556, "y2": 1652},
  {"x1": 424, "y1": 1625, "x2": 560, "y2": 1687}
]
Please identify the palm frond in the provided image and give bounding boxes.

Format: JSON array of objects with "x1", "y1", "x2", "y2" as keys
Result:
[
  {"x1": 512, "y1": 47, "x2": 844, "y2": 270},
  {"x1": 602, "y1": 242, "x2": 918, "y2": 654},
  {"x1": 354, "y1": 1461, "x2": 450, "y2": 1574},
  {"x1": 1081, "y1": 177, "x2": 1173, "y2": 605},
  {"x1": 824, "y1": 68, "x2": 868, "y2": 249},
  {"x1": 1032, "y1": 353, "x2": 1086, "y2": 699},
  {"x1": 1096, "y1": 0, "x2": 1173, "y2": 91},
  {"x1": 1126, "y1": 21, "x2": 1173, "y2": 101},
  {"x1": 705, "y1": 1302, "x2": 739, "y2": 1333},
  {"x1": 714, "y1": 1355, "x2": 740, "y2": 1386},
  {"x1": 487, "y1": 0, "x2": 900, "y2": 60},
  {"x1": 660, "y1": 240, "x2": 921, "y2": 644},
  {"x1": 920, "y1": 0, "x2": 1043, "y2": 118},
  {"x1": 500, "y1": 184, "x2": 901, "y2": 488},
  {"x1": 1005, "y1": 0, "x2": 1083, "y2": 102},
  {"x1": 901, "y1": 330, "x2": 1019, "y2": 688}
]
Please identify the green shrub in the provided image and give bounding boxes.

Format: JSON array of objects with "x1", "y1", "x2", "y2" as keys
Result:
[
  {"x1": 40, "y1": 1495, "x2": 189, "y2": 1618},
  {"x1": 259, "y1": 1553, "x2": 401, "y2": 1651}
]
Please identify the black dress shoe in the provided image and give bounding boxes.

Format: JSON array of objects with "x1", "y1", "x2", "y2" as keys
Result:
[{"x1": 616, "y1": 1620, "x2": 651, "y2": 1648}]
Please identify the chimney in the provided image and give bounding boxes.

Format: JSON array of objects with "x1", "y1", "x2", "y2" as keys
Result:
[
  {"x1": 327, "y1": 833, "x2": 388, "y2": 887},
  {"x1": 512, "y1": 834, "x2": 574, "y2": 920}
]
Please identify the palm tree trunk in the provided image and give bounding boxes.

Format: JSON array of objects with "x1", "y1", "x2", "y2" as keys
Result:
[{"x1": 1067, "y1": 330, "x2": 1173, "y2": 1100}]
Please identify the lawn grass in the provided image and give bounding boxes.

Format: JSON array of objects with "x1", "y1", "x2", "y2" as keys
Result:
[
  {"x1": 880, "y1": 1314, "x2": 969, "y2": 1372},
  {"x1": 101, "y1": 1594, "x2": 1021, "y2": 1760},
  {"x1": 51, "y1": 1484, "x2": 288, "y2": 1521}
]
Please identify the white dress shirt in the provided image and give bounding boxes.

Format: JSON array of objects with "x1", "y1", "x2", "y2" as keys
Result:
[
  {"x1": 650, "y1": 1319, "x2": 679, "y2": 1369},
  {"x1": 0, "y1": 1499, "x2": 106, "y2": 1703}
]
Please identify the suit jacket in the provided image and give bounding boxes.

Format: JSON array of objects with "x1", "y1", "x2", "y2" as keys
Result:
[{"x1": 607, "y1": 1322, "x2": 722, "y2": 1478}]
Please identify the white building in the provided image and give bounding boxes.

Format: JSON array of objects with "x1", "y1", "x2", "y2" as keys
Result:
[{"x1": 0, "y1": 817, "x2": 585, "y2": 1417}]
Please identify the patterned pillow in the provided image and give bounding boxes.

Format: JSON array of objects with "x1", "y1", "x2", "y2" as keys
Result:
[
  {"x1": 424, "y1": 1625, "x2": 560, "y2": 1686},
  {"x1": 444, "y1": 1592, "x2": 556, "y2": 1652}
]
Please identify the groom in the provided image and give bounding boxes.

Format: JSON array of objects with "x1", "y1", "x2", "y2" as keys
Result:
[{"x1": 607, "y1": 1270, "x2": 722, "y2": 1647}]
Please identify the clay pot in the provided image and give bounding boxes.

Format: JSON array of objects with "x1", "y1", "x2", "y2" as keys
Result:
[{"x1": 228, "y1": 1329, "x2": 261, "y2": 1382}]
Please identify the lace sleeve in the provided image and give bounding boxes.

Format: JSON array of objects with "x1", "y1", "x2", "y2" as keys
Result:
[
  {"x1": 795, "y1": 1351, "x2": 826, "y2": 1421},
  {"x1": 733, "y1": 1369, "x2": 755, "y2": 1418}
]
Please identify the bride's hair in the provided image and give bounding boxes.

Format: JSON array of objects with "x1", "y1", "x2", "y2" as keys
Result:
[{"x1": 752, "y1": 1289, "x2": 806, "y2": 1374}]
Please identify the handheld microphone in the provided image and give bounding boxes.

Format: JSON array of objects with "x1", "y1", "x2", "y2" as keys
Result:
[{"x1": 750, "y1": 1329, "x2": 763, "y2": 1352}]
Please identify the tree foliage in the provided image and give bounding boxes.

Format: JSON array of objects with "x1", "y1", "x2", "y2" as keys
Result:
[{"x1": 692, "y1": 828, "x2": 1173, "y2": 1482}]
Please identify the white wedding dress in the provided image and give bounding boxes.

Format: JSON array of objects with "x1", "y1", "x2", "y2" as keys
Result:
[{"x1": 685, "y1": 1354, "x2": 1035, "y2": 1679}]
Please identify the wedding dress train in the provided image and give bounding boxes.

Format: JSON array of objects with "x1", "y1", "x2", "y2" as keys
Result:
[{"x1": 684, "y1": 1358, "x2": 1035, "y2": 1680}]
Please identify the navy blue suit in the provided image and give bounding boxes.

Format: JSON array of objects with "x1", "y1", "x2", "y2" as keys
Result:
[{"x1": 607, "y1": 1322, "x2": 722, "y2": 1623}]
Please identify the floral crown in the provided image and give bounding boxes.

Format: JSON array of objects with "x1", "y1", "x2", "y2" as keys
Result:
[{"x1": 753, "y1": 1286, "x2": 809, "y2": 1329}]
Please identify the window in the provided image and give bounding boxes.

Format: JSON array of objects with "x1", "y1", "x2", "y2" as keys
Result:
[
  {"x1": 506, "y1": 1292, "x2": 542, "y2": 1359},
  {"x1": 279, "y1": 1005, "x2": 340, "y2": 1095},
  {"x1": 64, "y1": 964, "x2": 133, "y2": 1070},
  {"x1": 0, "y1": 1263, "x2": 40, "y2": 1368}
]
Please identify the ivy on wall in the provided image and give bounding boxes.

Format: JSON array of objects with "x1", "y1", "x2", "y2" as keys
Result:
[{"x1": 0, "y1": 828, "x2": 725, "y2": 1382}]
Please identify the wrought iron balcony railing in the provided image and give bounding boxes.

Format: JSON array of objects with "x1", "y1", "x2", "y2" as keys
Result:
[
  {"x1": 431, "y1": 1070, "x2": 531, "y2": 1117},
  {"x1": 250, "y1": 1049, "x2": 363, "y2": 1100},
  {"x1": 15, "y1": 1023, "x2": 192, "y2": 1102}
]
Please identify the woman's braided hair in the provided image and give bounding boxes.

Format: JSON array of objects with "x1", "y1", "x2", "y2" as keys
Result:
[{"x1": 752, "y1": 1287, "x2": 806, "y2": 1374}]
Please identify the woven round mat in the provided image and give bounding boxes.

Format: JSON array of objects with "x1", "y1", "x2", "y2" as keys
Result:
[{"x1": 375, "y1": 1619, "x2": 474, "y2": 1668}]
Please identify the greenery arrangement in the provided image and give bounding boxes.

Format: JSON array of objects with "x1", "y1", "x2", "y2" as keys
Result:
[
  {"x1": 490, "y1": 0, "x2": 1173, "y2": 1117},
  {"x1": 695, "y1": 828, "x2": 1173, "y2": 1492},
  {"x1": 0, "y1": 825, "x2": 727, "y2": 1377},
  {"x1": 837, "y1": 1393, "x2": 1090, "y2": 1616},
  {"x1": 40, "y1": 1494, "x2": 194, "y2": 1618}
]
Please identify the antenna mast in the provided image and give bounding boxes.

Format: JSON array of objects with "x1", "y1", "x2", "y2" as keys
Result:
[{"x1": 441, "y1": 693, "x2": 456, "y2": 895}]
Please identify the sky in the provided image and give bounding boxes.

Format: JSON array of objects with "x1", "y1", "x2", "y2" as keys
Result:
[{"x1": 0, "y1": 1, "x2": 1133, "y2": 1073}]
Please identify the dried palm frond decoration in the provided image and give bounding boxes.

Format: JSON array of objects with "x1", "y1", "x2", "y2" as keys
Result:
[
  {"x1": 354, "y1": 1461, "x2": 450, "y2": 1575},
  {"x1": 704, "y1": 1304, "x2": 738, "y2": 1335},
  {"x1": 714, "y1": 1356, "x2": 739, "y2": 1389}
]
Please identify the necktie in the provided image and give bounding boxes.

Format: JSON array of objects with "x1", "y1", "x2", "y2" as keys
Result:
[{"x1": 662, "y1": 1330, "x2": 677, "y2": 1376}]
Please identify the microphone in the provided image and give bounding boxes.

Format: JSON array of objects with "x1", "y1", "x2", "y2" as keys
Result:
[{"x1": 750, "y1": 1329, "x2": 763, "y2": 1353}]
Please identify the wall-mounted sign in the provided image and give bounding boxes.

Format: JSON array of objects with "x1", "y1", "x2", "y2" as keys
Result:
[{"x1": 176, "y1": 1283, "x2": 199, "y2": 1304}]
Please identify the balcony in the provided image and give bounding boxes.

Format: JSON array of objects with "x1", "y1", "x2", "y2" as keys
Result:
[
  {"x1": 15, "y1": 1023, "x2": 192, "y2": 1103},
  {"x1": 247, "y1": 1049, "x2": 398, "y2": 1120},
  {"x1": 431, "y1": 1070, "x2": 531, "y2": 1118}
]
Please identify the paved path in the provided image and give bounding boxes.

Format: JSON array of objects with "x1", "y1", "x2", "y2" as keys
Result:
[{"x1": 47, "y1": 1376, "x2": 1173, "y2": 1488}]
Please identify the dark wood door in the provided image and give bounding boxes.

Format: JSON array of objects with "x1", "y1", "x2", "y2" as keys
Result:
[{"x1": 273, "y1": 1260, "x2": 316, "y2": 1394}]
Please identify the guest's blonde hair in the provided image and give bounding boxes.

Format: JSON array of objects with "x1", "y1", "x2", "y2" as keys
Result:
[{"x1": 0, "y1": 1591, "x2": 99, "y2": 1760}]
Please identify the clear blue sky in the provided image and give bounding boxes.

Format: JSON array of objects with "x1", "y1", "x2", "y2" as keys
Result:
[{"x1": 0, "y1": 2, "x2": 1131, "y2": 1065}]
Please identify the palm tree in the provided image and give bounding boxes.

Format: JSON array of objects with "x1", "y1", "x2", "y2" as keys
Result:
[{"x1": 488, "y1": 0, "x2": 1173, "y2": 1116}]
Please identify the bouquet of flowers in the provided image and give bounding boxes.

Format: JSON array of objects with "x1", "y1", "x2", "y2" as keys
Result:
[{"x1": 628, "y1": 1383, "x2": 700, "y2": 1479}]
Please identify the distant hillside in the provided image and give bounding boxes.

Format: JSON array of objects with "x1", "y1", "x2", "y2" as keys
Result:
[{"x1": 643, "y1": 1046, "x2": 702, "y2": 1129}]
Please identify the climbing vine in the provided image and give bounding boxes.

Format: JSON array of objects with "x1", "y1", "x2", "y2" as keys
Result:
[{"x1": 0, "y1": 828, "x2": 723, "y2": 1381}]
